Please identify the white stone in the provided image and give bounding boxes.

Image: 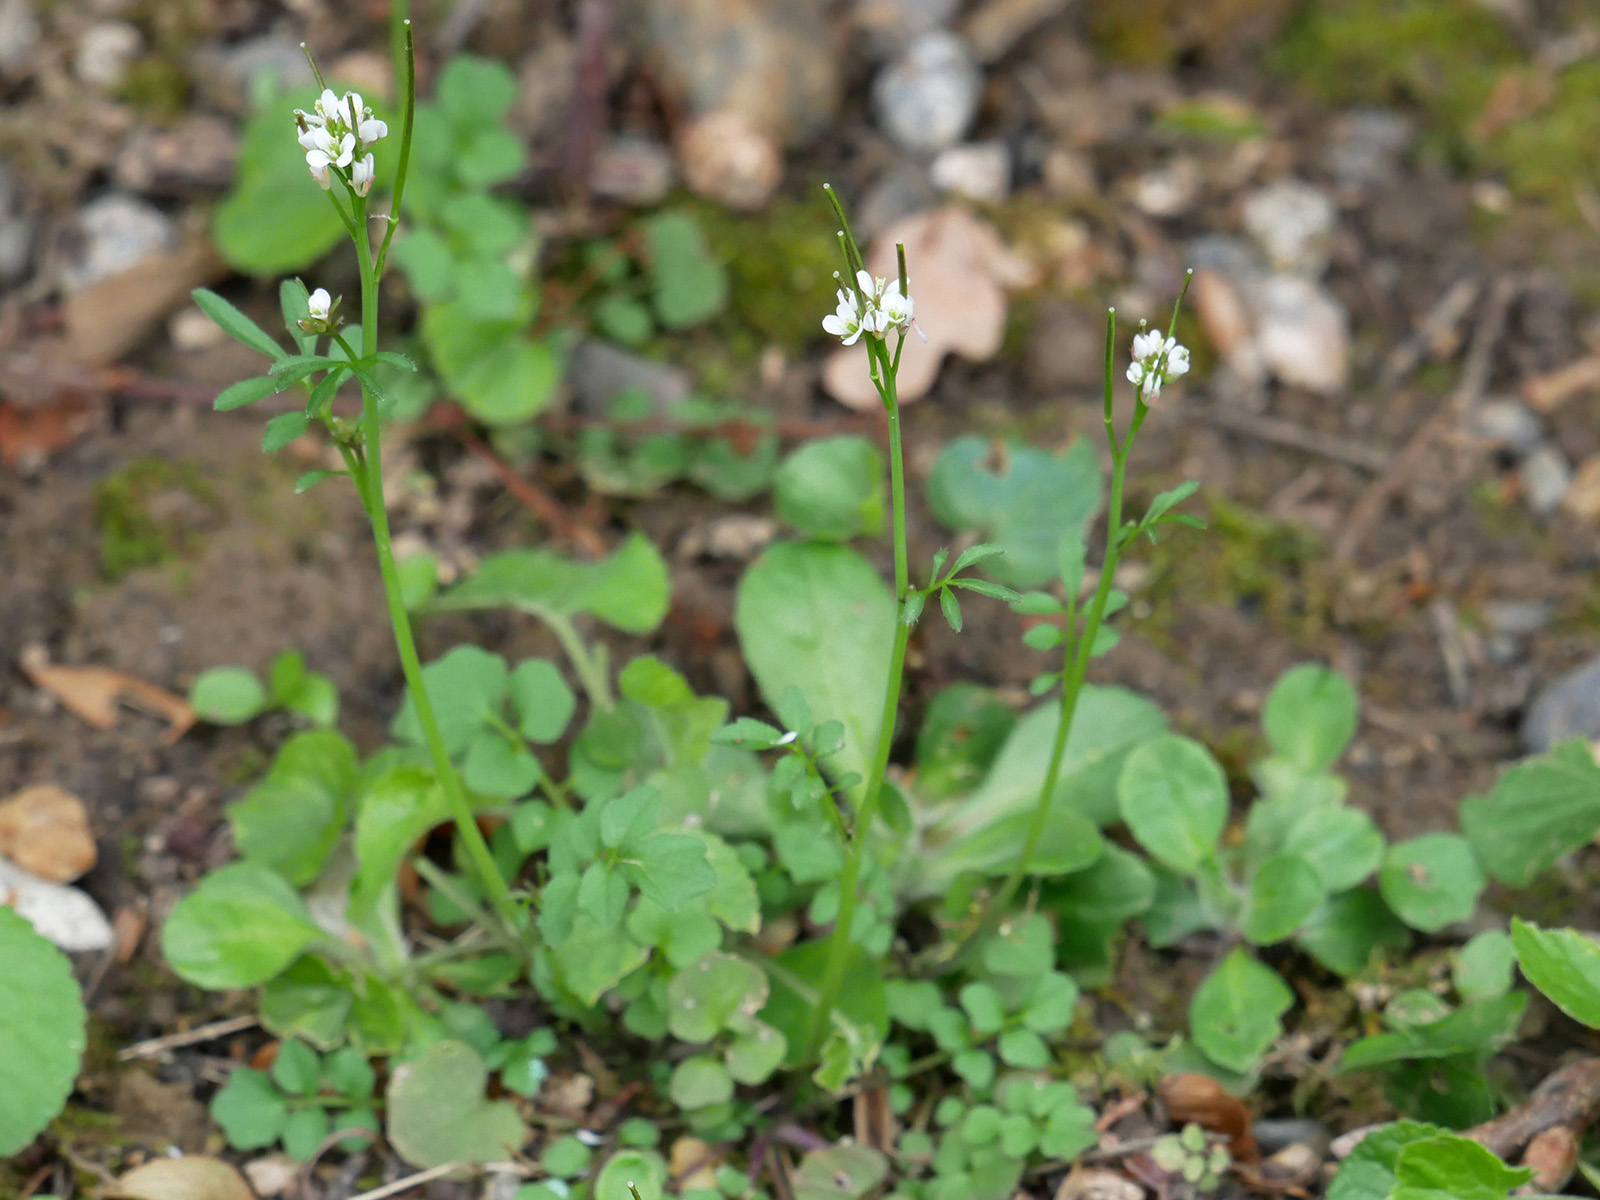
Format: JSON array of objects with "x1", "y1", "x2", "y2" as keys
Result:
[
  {"x1": 58, "y1": 193, "x2": 178, "y2": 292},
  {"x1": 929, "y1": 141, "x2": 1010, "y2": 204},
  {"x1": 0, "y1": 855, "x2": 113, "y2": 952},
  {"x1": 75, "y1": 21, "x2": 142, "y2": 89},
  {"x1": 872, "y1": 31, "x2": 981, "y2": 156},
  {"x1": 1243, "y1": 180, "x2": 1338, "y2": 276},
  {"x1": 1132, "y1": 157, "x2": 1202, "y2": 218},
  {"x1": 1520, "y1": 444, "x2": 1573, "y2": 515},
  {"x1": 1250, "y1": 274, "x2": 1349, "y2": 395}
]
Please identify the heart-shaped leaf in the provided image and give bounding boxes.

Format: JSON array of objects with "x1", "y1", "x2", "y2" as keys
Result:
[{"x1": 386, "y1": 1040, "x2": 528, "y2": 1167}]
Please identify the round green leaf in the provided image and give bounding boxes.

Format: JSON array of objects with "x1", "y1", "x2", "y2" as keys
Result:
[
  {"x1": 1280, "y1": 805, "x2": 1385, "y2": 891},
  {"x1": 0, "y1": 909, "x2": 87, "y2": 1156},
  {"x1": 669, "y1": 1055, "x2": 733, "y2": 1110},
  {"x1": 161, "y1": 862, "x2": 322, "y2": 989},
  {"x1": 1379, "y1": 834, "x2": 1484, "y2": 933},
  {"x1": 595, "y1": 1149, "x2": 668, "y2": 1200},
  {"x1": 270, "y1": 1038, "x2": 321, "y2": 1096},
  {"x1": 1117, "y1": 734, "x2": 1229, "y2": 873},
  {"x1": 542, "y1": 1135, "x2": 594, "y2": 1178},
  {"x1": 386, "y1": 1040, "x2": 528, "y2": 1167},
  {"x1": 726, "y1": 1021, "x2": 787, "y2": 1084},
  {"x1": 1454, "y1": 929, "x2": 1515, "y2": 1002},
  {"x1": 511, "y1": 658, "x2": 577, "y2": 743},
  {"x1": 1241, "y1": 853, "x2": 1326, "y2": 945},
  {"x1": 210, "y1": 1067, "x2": 288, "y2": 1151},
  {"x1": 1190, "y1": 948, "x2": 1293, "y2": 1073},
  {"x1": 1294, "y1": 887, "x2": 1410, "y2": 977},
  {"x1": 190, "y1": 666, "x2": 268, "y2": 724},
  {"x1": 667, "y1": 951, "x2": 767, "y2": 1043},
  {"x1": 774, "y1": 436, "x2": 886, "y2": 541},
  {"x1": 1262, "y1": 664, "x2": 1358, "y2": 771}
]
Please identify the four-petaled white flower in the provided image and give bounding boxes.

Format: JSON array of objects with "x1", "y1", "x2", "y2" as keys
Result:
[
  {"x1": 1126, "y1": 330, "x2": 1191, "y2": 403},
  {"x1": 294, "y1": 87, "x2": 387, "y2": 193},
  {"x1": 307, "y1": 288, "x2": 332, "y2": 320},
  {"x1": 821, "y1": 269, "x2": 921, "y2": 345}
]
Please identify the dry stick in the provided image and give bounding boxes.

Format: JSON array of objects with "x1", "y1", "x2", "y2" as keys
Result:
[
  {"x1": 116, "y1": 1013, "x2": 258, "y2": 1060},
  {"x1": 1334, "y1": 274, "x2": 1518, "y2": 563},
  {"x1": 1468, "y1": 1055, "x2": 1600, "y2": 1161},
  {"x1": 345, "y1": 1163, "x2": 472, "y2": 1200},
  {"x1": 1186, "y1": 403, "x2": 1392, "y2": 471},
  {"x1": 452, "y1": 422, "x2": 609, "y2": 558}
]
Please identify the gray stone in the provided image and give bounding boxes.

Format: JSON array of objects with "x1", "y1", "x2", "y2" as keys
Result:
[
  {"x1": 1470, "y1": 397, "x2": 1543, "y2": 454},
  {"x1": 1253, "y1": 1118, "x2": 1330, "y2": 1157},
  {"x1": 929, "y1": 140, "x2": 1010, "y2": 204},
  {"x1": 569, "y1": 339, "x2": 692, "y2": 418},
  {"x1": 1249, "y1": 274, "x2": 1349, "y2": 395},
  {"x1": 872, "y1": 31, "x2": 982, "y2": 157},
  {"x1": 1132, "y1": 156, "x2": 1203, "y2": 218},
  {"x1": 1185, "y1": 233, "x2": 1266, "y2": 284},
  {"x1": 1242, "y1": 180, "x2": 1338, "y2": 276},
  {"x1": 1520, "y1": 444, "x2": 1572, "y2": 514},
  {"x1": 57, "y1": 193, "x2": 178, "y2": 293},
  {"x1": 1326, "y1": 108, "x2": 1413, "y2": 189},
  {"x1": 0, "y1": 0, "x2": 40, "y2": 73},
  {"x1": 636, "y1": 0, "x2": 840, "y2": 143},
  {"x1": 590, "y1": 135, "x2": 675, "y2": 207},
  {"x1": 1485, "y1": 599, "x2": 1553, "y2": 637},
  {"x1": 1523, "y1": 655, "x2": 1600, "y2": 752},
  {"x1": 75, "y1": 21, "x2": 142, "y2": 89},
  {"x1": 190, "y1": 33, "x2": 315, "y2": 115}
]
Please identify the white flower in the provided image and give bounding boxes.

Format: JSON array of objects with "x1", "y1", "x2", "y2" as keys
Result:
[
  {"x1": 1127, "y1": 333, "x2": 1190, "y2": 402},
  {"x1": 358, "y1": 115, "x2": 388, "y2": 147},
  {"x1": 351, "y1": 153, "x2": 376, "y2": 196},
  {"x1": 879, "y1": 278, "x2": 914, "y2": 328},
  {"x1": 307, "y1": 153, "x2": 333, "y2": 189},
  {"x1": 822, "y1": 289, "x2": 868, "y2": 346},
  {"x1": 1132, "y1": 330, "x2": 1164, "y2": 362},
  {"x1": 1166, "y1": 344, "x2": 1190, "y2": 376},
  {"x1": 307, "y1": 288, "x2": 331, "y2": 320}
]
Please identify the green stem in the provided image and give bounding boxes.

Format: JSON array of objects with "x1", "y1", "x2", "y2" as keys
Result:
[
  {"x1": 543, "y1": 611, "x2": 614, "y2": 710},
  {"x1": 348, "y1": 196, "x2": 520, "y2": 940},
  {"x1": 806, "y1": 337, "x2": 910, "y2": 1062}
]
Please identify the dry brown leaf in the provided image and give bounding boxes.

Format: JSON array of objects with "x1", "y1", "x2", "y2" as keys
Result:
[
  {"x1": 823, "y1": 206, "x2": 1037, "y2": 410},
  {"x1": 1053, "y1": 1167, "x2": 1144, "y2": 1200},
  {"x1": 1157, "y1": 1072, "x2": 1257, "y2": 1161},
  {"x1": 854, "y1": 1081, "x2": 898, "y2": 1152},
  {"x1": 111, "y1": 902, "x2": 148, "y2": 963},
  {"x1": 0, "y1": 784, "x2": 95, "y2": 882},
  {"x1": 0, "y1": 396, "x2": 102, "y2": 468},
  {"x1": 19, "y1": 644, "x2": 195, "y2": 745},
  {"x1": 670, "y1": 1135, "x2": 722, "y2": 1192},
  {"x1": 112, "y1": 1155, "x2": 255, "y2": 1200}
]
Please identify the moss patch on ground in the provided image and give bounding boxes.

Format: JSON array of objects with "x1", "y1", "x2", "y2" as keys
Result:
[{"x1": 94, "y1": 456, "x2": 220, "y2": 580}]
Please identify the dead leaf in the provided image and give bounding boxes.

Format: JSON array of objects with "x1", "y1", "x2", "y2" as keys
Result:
[
  {"x1": 823, "y1": 206, "x2": 1037, "y2": 410},
  {"x1": 853, "y1": 1081, "x2": 897, "y2": 1153},
  {"x1": 1053, "y1": 1167, "x2": 1144, "y2": 1200},
  {"x1": 1158, "y1": 1072, "x2": 1257, "y2": 1161},
  {"x1": 53, "y1": 229, "x2": 227, "y2": 370},
  {"x1": 0, "y1": 396, "x2": 102, "y2": 468},
  {"x1": 0, "y1": 784, "x2": 96, "y2": 882},
  {"x1": 113, "y1": 1071, "x2": 211, "y2": 1153},
  {"x1": 243, "y1": 1154, "x2": 301, "y2": 1198},
  {"x1": 670, "y1": 1135, "x2": 722, "y2": 1191},
  {"x1": 1522, "y1": 1126, "x2": 1579, "y2": 1193},
  {"x1": 19, "y1": 644, "x2": 195, "y2": 745},
  {"x1": 112, "y1": 1155, "x2": 255, "y2": 1200},
  {"x1": 112, "y1": 903, "x2": 147, "y2": 963}
]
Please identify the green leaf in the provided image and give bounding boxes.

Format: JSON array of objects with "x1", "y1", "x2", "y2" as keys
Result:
[
  {"x1": 670, "y1": 1054, "x2": 734, "y2": 1110},
  {"x1": 926, "y1": 806, "x2": 1102, "y2": 884},
  {"x1": 726, "y1": 1021, "x2": 787, "y2": 1084},
  {"x1": 1379, "y1": 834, "x2": 1484, "y2": 933},
  {"x1": 386, "y1": 1040, "x2": 528, "y2": 1168},
  {"x1": 0, "y1": 909, "x2": 87, "y2": 1157},
  {"x1": 1280, "y1": 805, "x2": 1385, "y2": 891},
  {"x1": 1189, "y1": 948, "x2": 1293, "y2": 1073},
  {"x1": 271, "y1": 1038, "x2": 321, "y2": 1095},
  {"x1": 939, "y1": 588, "x2": 963, "y2": 632},
  {"x1": 1117, "y1": 734, "x2": 1229, "y2": 874},
  {"x1": 774, "y1": 436, "x2": 885, "y2": 541},
  {"x1": 760, "y1": 939, "x2": 888, "y2": 1073},
  {"x1": 735, "y1": 542, "x2": 895, "y2": 799},
  {"x1": 262, "y1": 412, "x2": 310, "y2": 453},
  {"x1": 190, "y1": 666, "x2": 268, "y2": 724},
  {"x1": 436, "y1": 54, "x2": 518, "y2": 125},
  {"x1": 551, "y1": 914, "x2": 650, "y2": 1005},
  {"x1": 161, "y1": 862, "x2": 322, "y2": 989},
  {"x1": 1392, "y1": 1132, "x2": 1530, "y2": 1200},
  {"x1": 1511, "y1": 918, "x2": 1600, "y2": 1028},
  {"x1": 192, "y1": 287, "x2": 285, "y2": 360},
  {"x1": 1139, "y1": 480, "x2": 1200, "y2": 530},
  {"x1": 998, "y1": 1028, "x2": 1050, "y2": 1068},
  {"x1": 214, "y1": 375, "x2": 280, "y2": 412},
  {"x1": 793, "y1": 1145, "x2": 887, "y2": 1200},
  {"x1": 542, "y1": 1135, "x2": 594, "y2": 1178},
  {"x1": 280, "y1": 277, "x2": 318, "y2": 354},
  {"x1": 463, "y1": 730, "x2": 540, "y2": 799},
  {"x1": 1460, "y1": 740, "x2": 1600, "y2": 886},
  {"x1": 1262, "y1": 664, "x2": 1358, "y2": 771},
  {"x1": 710, "y1": 717, "x2": 789, "y2": 750},
  {"x1": 390, "y1": 644, "x2": 509, "y2": 753},
  {"x1": 509, "y1": 658, "x2": 576, "y2": 743},
  {"x1": 1326, "y1": 1120, "x2": 1445, "y2": 1200},
  {"x1": 427, "y1": 533, "x2": 672, "y2": 635},
  {"x1": 228, "y1": 730, "x2": 357, "y2": 885},
  {"x1": 667, "y1": 951, "x2": 767, "y2": 1042},
  {"x1": 595, "y1": 1149, "x2": 669, "y2": 1200},
  {"x1": 629, "y1": 831, "x2": 717, "y2": 910},
  {"x1": 959, "y1": 982, "x2": 1007, "y2": 1036},
  {"x1": 457, "y1": 126, "x2": 527, "y2": 186},
  {"x1": 210, "y1": 1067, "x2": 287, "y2": 1151},
  {"x1": 926, "y1": 436, "x2": 1102, "y2": 588},
  {"x1": 913, "y1": 684, "x2": 1016, "y2": 800},
  {"x1": 261, "y1": 956, "x2": 352, "y2": 1050},
  {"x1": 269, "y1": 650, "x2": 339, "y2": 727},
  {"x1": 283, "y1": 1106, "x2": 330, "y2": 1160},
  {"x1": 1294, "y1": 887, "x2": 1410, "y2": 977},
  {"x1": 351, "y1": 767, "x2": 449, "y2": 922},
  {"x1": 596, "y1": 295, "x2": 655, "y2": 345},
  {"x1": 1241, "y1": 853, "x2": 1326, "y2": 945},
  {"x1": 1021, "y1": 972, "x2": 1080, "y2": 1034},
  {"x1": 645, "y1": 212, "x2": 729, "y2": 330},
  {"x1": 1340, "y1": 994, "x2": 1527, "y2": 1070},
  {"x1": 393, "y1": 228, "x2": 457, "y2": 303},
  {"x1": 1454, "y1": 929, "x2": 1514, "y2": 1002}
]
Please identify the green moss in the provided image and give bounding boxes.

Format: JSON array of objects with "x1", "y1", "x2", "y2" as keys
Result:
[
  {"x1": 1272, "y1": 0, "x2": 1600, "y2": 211},
  {"x1": 117, "y1": 56, "x2": 190, "y2": 123},
  {"x1": 94, "y1": 456, "x2": 219, "y2": 580}
]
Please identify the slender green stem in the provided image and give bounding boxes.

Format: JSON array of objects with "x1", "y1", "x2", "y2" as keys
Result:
[
  {"x1": 543, "y1": 611, "x2": 614, "y2": 710},
  {"x1": 347, "y1": 194, "x2": 520, "y2": 939},
  {"x1": 806, "y1": 337, "x2": 910, "y2": 1061}
]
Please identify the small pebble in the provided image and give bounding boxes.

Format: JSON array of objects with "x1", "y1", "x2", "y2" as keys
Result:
[
  {"x1": 75, "y1": 21, "x2": 142, "y2": 89},
  {"x1": 1242, "y1": 180, "x2": 1338, "y2": 276},
  {"x1": 1519, "y1": 443, "x2": 1573, "y2": 514},
  {"x1": 1523, "y1": 655, "x2": 1600, "y2": 752},
  {"x1": 872, "y1": 30, "x2": 982, "y2": 156},
  {"x1": 1469, "y1": 397, "x2": 1543, "y2": 453},
  {"x1": 1325, "y1": 108, "x2": 1413, "y2": 189},
  {"x1": 929, "y1": 140, "x2": 1011, "y2": 204},
  {"x1": 676, "y1": 109, "x2": 782, "y2": 210},
  {"x1": 569, "y1": 339, "x2": 692, "y2": 418},
  {"x1": 1132, "y1": 157, "x2": 1203, "y2": 218},
  {"x1": 1484, "y1": 599, "x2": 1552, "y2": 638},
  {"x1": 591, "y1": 135, "x2": 675, "y2": 207},
  {"x1": 57, "y1": 193, "x2": 179, "y2": 293},
  {"x1": 1250, "y1": 274, "x2": 1350, "y2": 395}
]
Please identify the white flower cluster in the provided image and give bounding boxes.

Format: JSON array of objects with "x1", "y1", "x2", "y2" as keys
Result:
[
  {"x1": 1126, "y1": 328, "x2": 1190, "y2": 402},
  {"x1": 295, "y1": 89, "x2": 387, "y2": 196},
  {"x1": 822, "y1": 270, "x2": 916, "y2": 346}
]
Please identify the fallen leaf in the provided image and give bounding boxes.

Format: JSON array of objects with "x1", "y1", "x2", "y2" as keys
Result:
[
  {"x1": 19, "y1": 644, "x2": 195, "y2": 745},
  {"x1": 823, "y1": 206, "x2": 1037, "y2": 410},
  {"x1": 853, "y1": 1081, "x2": 897, "y2": 1153},
  {"x1": 243, "y1": 1154, "x2": 301, "y2": 1198},
  {"x1": 0, "y1": 855, "x2": 114, "y2": 952},
  {"x1": 111, "y1": 903, "x2": 147, "y2": 963},
  {"x1": 1158, "y1": 1072, "x2": 1257, "y2": 1161},
  {"x1": 1053, "y1": 1168, "x2": 1144, "y2": 1200},
  {"x1": 670, "y1": 1135, "x2": 722, "y2": 1192},
  {"x1": 113, "y1": 1154, "x2": 255, "y2": 1200},
  {"x1": 0, "y1": 396, "x2": 102, "y2": 468},
  {"x1": 0, "y1": 784, "x2": 96, "y2": 882},
  {"x1": 112, "y1": 1070, "x2": 211, "y2": 1153}
]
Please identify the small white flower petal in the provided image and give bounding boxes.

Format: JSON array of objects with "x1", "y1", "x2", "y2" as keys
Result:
[
  {"x1": 822, "y1": 314, "x2": 850, "y2": 337},
  {"x1": 358, "y1": 116, "x2": 388, "y2": 145},
  {"x1": 1126, "y1": 361, "x2": 1144, "y2": 386},
  {"x1": 1167, "y1": 345, "x2": 1191, "y2": 376},
  {"x1": 1132, "y1": 330, "x2": 1163, "y2": 362},
  {"x1": 855, "y1": 269, "x2": 874, "y2": 296},
  {"x1": 307, "y1": 288, "x2": 332, "y2": 319},
  {"x1": 350, "y1": 153, "x2": 376, "y2": 196}
]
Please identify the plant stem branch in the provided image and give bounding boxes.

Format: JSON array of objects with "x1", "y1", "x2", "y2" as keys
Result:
[{"x1": 544, "y1": 611, "x2": 614, "y2": 710}]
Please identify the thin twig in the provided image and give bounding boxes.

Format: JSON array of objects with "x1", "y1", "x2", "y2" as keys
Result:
[
  {"x1": 452, "y1": 422, "x2": 608, "y2": 558},
  {"x1": 116, "y1": 1014, "x2": 258, "y2": 1060},
  {"x1": 1186, "y1": 403, "x2": 1391, "y2": 471},
  {"x1": 346, "y1": 1163, "x2": 469, "y2": 1200},
  {"x1": 1335, "y1": 274, "x2": 1518, "y2": 562}
]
